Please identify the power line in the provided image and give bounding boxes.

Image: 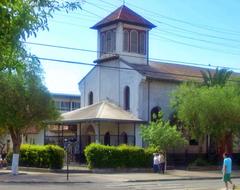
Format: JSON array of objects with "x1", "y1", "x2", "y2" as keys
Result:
[
  {"x1": 23, "y1": 41, "x2": 240, "y2": 71},
  {"x1": 115, "y1": 0, "x2": 240, "y2": 36},
  {"x1": 77, "y1": 3, "x2": 240, "y2": 53},
  {"x1": 51, "y1": 14, "x2": 240, "y2": 50},
  {"x1": 44, "y1": 2, "x2": 240, "y2": 53},
  {"x1": 47, "y1": 19, "x2": 240, "y2": 56},
  {"x1": 152, "y1": 34, "x2": 240, "y2": 56},
  {"x1": 156, "y1": 22, "x2": 240, "y2": 44},
  {"x1": 35, "y1": 56, "x2": 240, "y2": 84},
  {"x1": 151, "y1": 30, "x2": 240, "y2": 50}
]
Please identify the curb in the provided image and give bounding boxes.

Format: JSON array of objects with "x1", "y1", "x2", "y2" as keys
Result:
[
  {"x1": 6, "y1": 167, "x2": 92, "y2": 174},
  {"x1": 1, "y1": 176, "x2": 240, "y2": 184},
  {"x1": 0, "y1": 181, "x2": 92, "y2": 184},
  {"x1": 127, "y1": 176, "x2": 240, "y2": 183}
]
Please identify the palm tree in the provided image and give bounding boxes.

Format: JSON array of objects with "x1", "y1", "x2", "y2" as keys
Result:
[{"x1": 200, "y1": 67, "x2": 233, "y2": 87}]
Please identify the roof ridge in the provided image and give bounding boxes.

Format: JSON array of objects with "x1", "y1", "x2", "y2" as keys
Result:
[
  {"x1": 96, "y1": 101, "x2": 105, "y2": 118},
  {"x1": 117, "y1": 5, "x2": 124, "y2": 19}
]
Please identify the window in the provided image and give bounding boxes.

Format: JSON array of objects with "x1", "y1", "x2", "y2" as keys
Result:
[
  {"x1": 123, "y1": 29, "x2": 146, "y2": 55},
  {"x1": 106, "y1": 31, "x2": 112, "y2": 52},
  {"x1": 123, "y1": 30, "x2": 129, "y2": 52},
  {"x1": 112, "y1": 30, "x2": 116, "y2": 51},
  {"x1": 100, "y1": 29, "x2": 116, "y2": 55},
  {"x1": 130, "y1": 30, "x2": 138, "y2": 53},
  {"x1": 61, "y1": 101, "x2": 70, "y2": 111},
  {"x1": 151, "y1": 106, "x2": 161, "y2": 121},
  {"x1": 104, "y1": 132, "x2": 110, "y2": 145},
  {"x1": 71, "y1": 102, "x2": 80, "y2": 110},
  {"x1": 100, "y1": 33, "x2": 106, "y2": 54},
  {"x1": 139, "y1": 32, "x2": 146, "y2": 54},
  {"x1": 124, "y1": 86, "x2": 130, "y2": 110},
  {"x1": 88, "y1": 91, "x2": 93, "y2": 105}
]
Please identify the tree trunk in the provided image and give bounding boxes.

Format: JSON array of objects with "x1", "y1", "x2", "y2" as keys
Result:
[
  {"x1": 218, "y1": 133, "x2": 233, "y2": 158},
  {"x1": 10, "y1": 131, "x2": 22, "y2": 175}
]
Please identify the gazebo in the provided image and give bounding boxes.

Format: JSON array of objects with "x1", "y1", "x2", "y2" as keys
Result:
[{"x1": 45, "y1": 100, "x2": 145, "y2": 160}]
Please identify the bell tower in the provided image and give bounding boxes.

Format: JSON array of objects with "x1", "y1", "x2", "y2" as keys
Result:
[{"x1": 91, "y1": 5, "x2": 156, "y2": 65}]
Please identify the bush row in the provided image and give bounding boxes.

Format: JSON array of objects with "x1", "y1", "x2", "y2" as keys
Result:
[
  {"x1": 7, "y1": 144, "x2": 65, "y2": 169},
  {"x1": 84, "y1": 143, "x2": 156, "y2": 168}
]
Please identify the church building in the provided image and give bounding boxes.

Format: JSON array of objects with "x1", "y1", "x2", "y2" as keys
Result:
[{"x1": 46, "y1": 5, "x2": 211, "y2": 162}]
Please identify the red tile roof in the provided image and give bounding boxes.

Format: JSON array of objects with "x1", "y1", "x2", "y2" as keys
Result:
[
  {"x1": 120, "y1": 58, "x2": 232, "y2": 83},
  {"x1": 91, "y1": 5, "x2": 156, "y2": 29}
]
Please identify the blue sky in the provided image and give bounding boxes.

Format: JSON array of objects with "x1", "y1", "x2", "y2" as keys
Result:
[{"x1": 26, "y1": 0, "x2": 240, "y2": 95}]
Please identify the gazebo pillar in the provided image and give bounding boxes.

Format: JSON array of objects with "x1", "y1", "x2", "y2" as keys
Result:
[
  {"x1": 133, "y1": 123, "x2": 136, "y2": 146},
  {"x1": 117, "y1": 122, "x2": 120, "y2": 145},
  {"x1": 96, "y1": 122, "x2": 101, "y2": 144}
]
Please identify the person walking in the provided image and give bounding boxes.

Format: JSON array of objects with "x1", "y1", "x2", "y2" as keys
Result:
[
  {"x1": 153, "y1": 153, "x2": 160, "y2": 173},
  {"x1": 222, "y1": 152, "x2": 235, "y2": 190},
  {"x1": 159, "y1": 152, "x2": 165, "y2": 174}
]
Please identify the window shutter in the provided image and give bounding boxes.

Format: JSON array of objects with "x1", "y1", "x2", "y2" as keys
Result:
[
  {"x1": 112, "y1": 30, "x2": 116, "y2": 52},
  {"x1": 100, "y1": 33, "x2": 106, "y2": 54},
  {"x1": 106, "y1": 31, "x2": 112, "y2": 52},
  {"x1": 139, "y1": 32, "x2": 146, "y2": 54},
  {"x1": 130, "y1": 30, "x2": 138, "y2": 53},
  {"x1": 123, "y1": 30, "x2": 129, "y2": 52}
]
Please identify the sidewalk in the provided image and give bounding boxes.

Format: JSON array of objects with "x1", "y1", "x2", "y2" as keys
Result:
[{"x1": 1, "y1": 168, "x2": 240, "y2": 183}]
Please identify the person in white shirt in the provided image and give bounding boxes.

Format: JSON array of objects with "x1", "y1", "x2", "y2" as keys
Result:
[{"x1": 153, "y1": 153, "x2": 160, "y2": 173}]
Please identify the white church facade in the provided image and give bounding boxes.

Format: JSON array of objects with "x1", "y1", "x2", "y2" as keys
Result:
[{"x1": 45, "y1": 5, "x2": 210, "y2": 161}]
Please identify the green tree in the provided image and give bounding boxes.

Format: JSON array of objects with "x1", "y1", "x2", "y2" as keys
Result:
[
  {"x1": 0, "y1": 0, "x2": 81, "y2": 71},
  {"x1": 0, "y1": 62, "x2": 59, "y2": 174},
  {"x1": 172, "y1": 83, "x2": 240, "y2": 155},
  {"x1": 141, "y1": 112, "x2": 187, "y2": 168},
  {"x1": 200, "y1": 67, "x2": 233, "y2": 87},
  {"x1": 0, "y1": 0, "x2": 81, "y2": 174}
]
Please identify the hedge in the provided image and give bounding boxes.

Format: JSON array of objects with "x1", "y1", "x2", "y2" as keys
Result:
[
  {"x1": 84, "y1": 143, "x2": 156, "y2": 168},
  {"x1": 7, "y1": 144, "x2": 65, "y2": 169}
]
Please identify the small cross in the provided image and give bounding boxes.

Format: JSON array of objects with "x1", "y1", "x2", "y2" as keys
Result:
[{"x1": 123, "y1": 0, "x2": 125, "y2": 5}]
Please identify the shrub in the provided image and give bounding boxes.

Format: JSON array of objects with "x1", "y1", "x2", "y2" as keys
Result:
[
  {"x1": 7, "y1": 144, "x2": 64, "y2": 169},
  {"x1": 84, "y1": 143, "x2": 156, "y2": 169}
]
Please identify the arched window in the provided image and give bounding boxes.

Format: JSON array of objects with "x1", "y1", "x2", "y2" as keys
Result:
[
  {"x1": 100, "y1": 33, "x2": 106, "y2": 54},
  {"x1": 130, "y1": 30, "x2": 138, "y2": 53},
  {"x1": 123, "y1": 30, "x2": 129, "y2": 52},
  {"x1": 124, "y1": 86, "x2": 130, "y2": 110},
  {"x1": 88, "y1": 91, "x2": 93, "y2": 105},
  {"x1": 120, "y1": 132, "x2": 128, "y2": 144},
  {"x1": 139, "y1": 32, "x2": 146, "y2": 54},
  {"x1": 104, "y1": 132, "x2": 110, "y2": 145},
  {"x1": 106, "y1": 31, "x2": 112, "y2": 52},
  {"x1": 151, "y1": 106, "x2": 161, "y2": 121}
]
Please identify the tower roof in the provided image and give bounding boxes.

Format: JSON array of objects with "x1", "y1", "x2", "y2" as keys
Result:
[{"x1": 91, "y1": 5, "x2": 156, "y2": 29}]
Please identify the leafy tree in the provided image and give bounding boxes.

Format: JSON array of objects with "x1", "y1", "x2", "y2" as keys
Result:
[
  {"x1": 171, "y1": 83, "x2": 240, "y2": 155},
  {"x1": 200, "y1": 67, "x2": 233, "y2": 87},
  {"x1": 0, "y1": 0, "x2": 81, "y2": 174},
  {"x1": 0, "y1": 62, "x2": 59, "y2": 174},
  {"x1": 141, "y1": 112, "x2": 187, "y2": 167},
  {"x1": 0, "y1": 0, "x2": 81, "y2": 71}
]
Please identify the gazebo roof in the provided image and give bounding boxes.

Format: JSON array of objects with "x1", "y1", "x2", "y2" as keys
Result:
[{"x1": 54, "y1": 100, "x2": 144, "y2": 124}]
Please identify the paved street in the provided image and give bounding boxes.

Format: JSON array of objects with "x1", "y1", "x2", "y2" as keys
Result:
[
  {"x1": 1, "y1": 169, "x2": 240, "y2": 190},
  {"x1": 0, "y1": 179, "x2": 240, "y2": 190}
]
